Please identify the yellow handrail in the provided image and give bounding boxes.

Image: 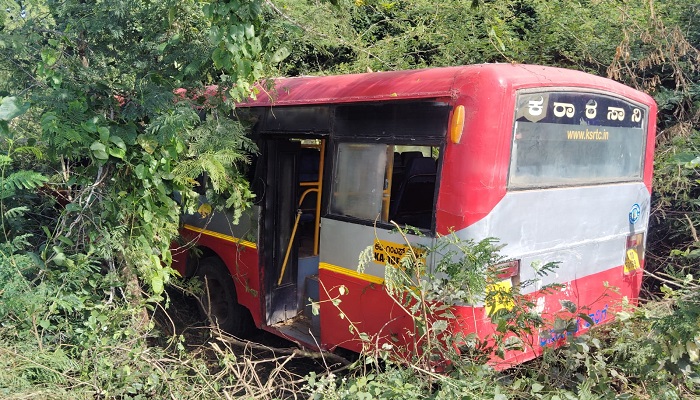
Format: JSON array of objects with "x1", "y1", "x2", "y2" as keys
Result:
[
  {"x1": 278, "y1": 210, "x2": 302, "y2": 286},
  {"x1": 298, "y1": 188, "x2": 319, "y2": 208}
]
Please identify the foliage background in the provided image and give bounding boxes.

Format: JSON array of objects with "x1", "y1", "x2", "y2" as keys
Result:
[{"x1": 1, "y1": 0, "x2": 700, "y2": 398}]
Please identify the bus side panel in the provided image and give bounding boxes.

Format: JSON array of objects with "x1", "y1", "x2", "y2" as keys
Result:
[
  {"x1": 458, "y1": 183, "x2": 650, "y2": 286},
  {"x1": 318, "y1": 267, "x2": 414, "y2": 353},
  {"x1": 179, "y1": 227, "x2": 264, "y2": 327},
  {"x1": 448, "y1": 181, "x2": 648, "y2": 367},
  {"x1": 452, "y1": 262, "x2": 642, "y2": 369},
  {"x1": 317, "y1": 217, "x2": 436, "y2": 351},
  {"x1": 316, "y1": 260, "x2": 642, "y2": 367}
]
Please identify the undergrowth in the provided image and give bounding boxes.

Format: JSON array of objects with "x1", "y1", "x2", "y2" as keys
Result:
[
  {"x1": 4, "y1": 159, "x2": 699, "y2": 399},
  {"x1": 0, "y1": 98, "x2": 320, "y2": 399},
  {"x1": 305, "y1": 282, "x2": 700, "y2": 400},
  {"x1": 303, "y1": 226, "x2": 700, "y2": 399}
]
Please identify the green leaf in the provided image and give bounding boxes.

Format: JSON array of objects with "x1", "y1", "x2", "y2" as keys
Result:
[
  {"x1": 0, "y1": 97, "x2": 30, "y2": 121},
  {"x1": 98, "y1": 126, "x2": 110, "y2": 142},
  {"x1": 244, "y1": 24, "x2": 255, "y2": 39},
  {"x1": 50, "y1": 74, "x2": 63, "y2": 87},
  {"x1": 431, "y1": 319, "x2": 448, "y2": 334},
  {"x1": 270, "y1": 47, "x2": 290, "y2": 64},
  {"x1": 311, "y1": 301, "x2": 320, "y2": 316},
  {"x1": 135, "y1": 164, "x2": 146, "y2": 179},
  {"x1": 40, "y1": 48, "x2": 58, "y2": 66},
  {"x1": 82, "y1": 118, "x2": 97, "y2": 133},
  {"x1": 531, "y1": 382, "x2": 544, "y2": 393},
  {"x1": 65, "y1": 202, "x2": 81, "y2": 212},
  {"x1": 552, "y1": 317, "x2": 569, "y2": 334},
  {"x1": 0, "y1": 154, "x2": 12, "y2": 167},
  {"x1": 53, "y1": 251, "x2": 67, "y2": 267},
  {"x1": 578, "y1": 313, "x2": 595, "y2": 327},
  {"x1": 560, "y1": 299, "x2": 577, "y2": 313},
  {"x1": 151, "y1": 275, "x2": 164, "y2": 295},
  {"x1": 109, "y1": 147, "x2": 126, "y2": 159},
  {"x1": 138, "y1": 136, "x2": 157, "y2": 154},
  {"x1": 109, "y1": 135, "x2": 126, "y2": 159},
  {"x1": 90, "y1": 142, "x2": 109, "y2": 160},
  {"x1": 56, "y1": 235, "x2": 75, "y2": 246},
  {"x1": 4, "y1": 206, "x2": 28, "y2": 219},
  {"x1": 5, "y1": 170, "x2": 48, "y2": 191}
]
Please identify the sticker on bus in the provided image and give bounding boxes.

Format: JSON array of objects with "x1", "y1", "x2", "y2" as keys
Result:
[
  {"x1": 373, "y1": 239, "x2": 424, "y2": 267},
  {"x1": 485, "y1": 279, "x2": 515, "y2": 315},
  {"x1": 624, "y1": 248, "x2": 641, "y2": 274}
]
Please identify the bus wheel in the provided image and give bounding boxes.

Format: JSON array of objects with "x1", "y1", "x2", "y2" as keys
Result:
[{"x1": 196, "y1": 257, "x2": 253, "y2": 337}]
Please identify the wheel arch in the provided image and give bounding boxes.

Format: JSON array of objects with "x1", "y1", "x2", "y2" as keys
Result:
[{"x1": 184, "y1": 245, "x2": 220, "y2": 278}]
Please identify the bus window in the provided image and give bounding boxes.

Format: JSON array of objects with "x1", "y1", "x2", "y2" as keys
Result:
[
  {"x1": 509, "y1": 91, "x2": 647, "y2": 189},
  {"x1": 330, "y1": 142, "x2": 438, "y2": 230},
  {"x1": 331, "y1": 143, "x2": 387, "y2": 221}
]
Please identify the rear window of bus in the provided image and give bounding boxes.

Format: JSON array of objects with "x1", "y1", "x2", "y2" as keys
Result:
[{"x1": 508, "y1": 90, "x2": 648, "y2": 189}]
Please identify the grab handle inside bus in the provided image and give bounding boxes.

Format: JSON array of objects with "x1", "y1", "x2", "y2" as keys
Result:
[{"x1": 278, "y1": 209, "x2": 302, "y2": 286}]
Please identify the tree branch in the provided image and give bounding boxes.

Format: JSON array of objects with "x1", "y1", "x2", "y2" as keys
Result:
[{"x1": 264, "y1": 0, "x2": 391, "y2": 69}]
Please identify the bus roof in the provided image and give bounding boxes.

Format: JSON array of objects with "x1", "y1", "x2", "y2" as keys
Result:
[{"x1": 242, "y1": 64, "x2": 653, "y2": 107}]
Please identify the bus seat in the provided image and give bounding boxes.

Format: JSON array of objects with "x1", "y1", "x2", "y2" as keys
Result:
[
  {"x1": 390, "y1": 157, "x2": 436, "y2": 229},
  {"x1": 391, "y1": 152, "x2": 405, "y2": 196},
  {"x1": 392, "y1": 152, "x2": 403, "y2": 172},
  {"x1": 401, "y1": 151, "x2": 424, "y2": 166},
  {"x1": 299, "y1": 148, "x2": 320, "y2": 182}
]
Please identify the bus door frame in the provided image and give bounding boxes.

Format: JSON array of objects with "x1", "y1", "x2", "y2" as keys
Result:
[
  {"x1": 261, "y1": 138, "x2": 301, "y2": 325},
  {"x1": 260, "y1": 135, "x2": 326, "y2": 327}
]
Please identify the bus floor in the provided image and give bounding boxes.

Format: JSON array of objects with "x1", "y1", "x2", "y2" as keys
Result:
[
  {"x1": 268, "y1": 314, "x2": 321, "y2": 350},
  {"x1": 266, "y1": 256, "x2": 321, "y2": 349}
]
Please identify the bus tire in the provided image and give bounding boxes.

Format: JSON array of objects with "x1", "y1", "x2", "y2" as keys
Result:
[{"x1": 196, "y1": 257, "x2": 253, "y2": 337}]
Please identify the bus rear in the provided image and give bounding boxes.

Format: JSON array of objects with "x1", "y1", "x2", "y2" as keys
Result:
[{"x1": 436, "y1": 66, "x2": 656, "y2": 365}]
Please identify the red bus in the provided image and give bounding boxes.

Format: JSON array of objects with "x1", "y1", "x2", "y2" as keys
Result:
[{"x1": 174, "y1": 64, "x2": 656, "y2": 366}]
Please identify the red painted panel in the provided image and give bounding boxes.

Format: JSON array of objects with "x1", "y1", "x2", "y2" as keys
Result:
[
  {"x1": 643, "y1": 110, "x2": 657, "y2": 192},
  {"x1": 435, "y1": 66, "x2": 657, "y2": 233},
  {"x1": 452, "y1": 264, "x2": 642, "y2": 369},
  {"x1": 243, "y1": 64, "x2": 655, "y2": 110},
  {"x1": 178, "y1": 228, "x2": 264, "y2": 327},
  {"x1": 436, "y1": 74, "x2": 512, "y2": 234},
  {"x1": 319, "y1": 263, "x2": 642, "y2": 369},
  {"x1": 318, "y1": 269, "x2": 415, "y2": 353}
]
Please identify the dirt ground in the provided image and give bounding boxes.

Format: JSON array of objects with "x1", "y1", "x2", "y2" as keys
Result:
[{"x1": 154, "y1": 287, "x2": 340, "y2": 393}]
